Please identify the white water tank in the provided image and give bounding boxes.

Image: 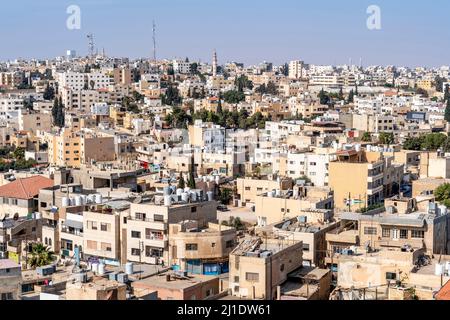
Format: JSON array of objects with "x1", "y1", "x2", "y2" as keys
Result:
[
  {"x1": 181, "y1": 192, "x2": 189, "y2": 202},
  {"x1": 215, "y1": 176, "x2": 220, "y2": 184},
  {"x1": 446, "y1": 261, "x2": 450, "y2": 273},
  {"x1": 176, "y1": 188, "x2": 183, "y2": 196},
  {"x1": 62, "y1": 197, "x2": 70, "y2": 207},
  {"x1": 203, "y1": 176, "x2": 207, "y2": 182},
  {"x1": 164, "y1": 195, "x2": 172, "y2": 207},
  {"x1": 207, "y1": 191, "x2": 214, "y2": 201},
  {"x1": 69, "y1": 198, "x2": 76, "y2": 206},
  {"x1": 95, "y1": 194, "x2": 103, "y2": 204},
  {"x1": 293, "y1": 188, "x2": 299, "y2": 198},
  {"x1": 87, "y1": 195, "x2": 95, "y2": 204},
  {"x1": 80, "y1": 195, "x2": 87, "y2": 205},
  {"x1": 98, "y1": 263, "x2": 105, "y2": 275},
  {"x1": 125, "y1": 262, "x2": 134, "y2": 275},
  {"x1": 74, "y1": 196, "x2": 82, "y2": 206},
  {"x1": 435, "y1": 263, "x2": 445, "y2": 276},
  {"x1": 184, "y1": 187, "x2": 190, "y2": 193},
  {"x1": 91, "y1": 263, "x2": 99, "y2": 274},
  {"x1": 163, "y1": 186, "x2": 171, "y2": 196},
  {"x1": 275, "y1": 189, "x2": 281, "y2": 197},
  {"x1": 267, "y1": 191, "x2": 274, "y2": 198},
  {"x1": 190, "y1": 192, "x2": 197, "y2": 202}
]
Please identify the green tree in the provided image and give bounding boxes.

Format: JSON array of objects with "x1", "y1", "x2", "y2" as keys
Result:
[
  {"x1": 235, "y1": 75, "x2": 253, "y2": 92},
  {"x1": 338, "y1": 87, "x2": 344, "y2": 101},
  {"x1": 444, "y1": 84, "x2": 450, "y2": 101},
  {"x1": 318, "y1": 88, "x2": 330, "y2": 105},
  {"x1": 219, "y1": 188, "x2": 232, "y2": 205},
  {"x1": 379, "y1": 132, "x2": 394, "y2": 145},
  {"x1": 361, "y1": 132, "x2": 371, "y2": 142},
  {"x1": 162, "y1": 85, "x2": 182, "y2": 106},
  {"x1": 435, "y1": 183, "x2": 450, "y2": 208},
  {"x1": 347, "y1": 89, "x2": 355, "y2": 103},
  {"x1": 223, "y1": 90, "x2": 245, "y2": 104},
  {"x1": 445, "y1": 98, "x2": 450, "y2": 122},
  {"x1": 177, "y1": 176, "x2": 186, "y2": 189},
  {"x1": 27, "y1": 243, "x2": 55, "y2": 268},
  {"x1": 43, "y1": 83, "x2": 55, "y2": 100}
]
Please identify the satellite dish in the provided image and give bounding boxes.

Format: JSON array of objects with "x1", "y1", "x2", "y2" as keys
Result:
[{"x1": 13, "y1": 213, "x2": 19, "y2": 221}]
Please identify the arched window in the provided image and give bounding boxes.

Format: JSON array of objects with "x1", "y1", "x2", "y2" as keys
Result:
[
  {"x1": 49, "y1": 238, "x2": 52, "y2": 246},
  {"x1": 44, "y1": 237, "x2": 48, "y2": 245}
]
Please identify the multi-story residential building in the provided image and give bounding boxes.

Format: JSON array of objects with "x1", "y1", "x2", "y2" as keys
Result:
[
  {"x1": 229, "y1": 237, "x2": 304, "y2": 300},
  {"x1": 168, "y1": 221, "x2": 236, "y2": 275},
  {"x1": 325, "y1": 196, "x2": 450, "y2": 257},
  {"x1": 0, "y1": 259, "x2": 22, "y2": 300},
  {"x1": 125, "y1": 197, "x2": 217, "y2": 266},
  {"x1": 18, "y1": 109, "x2": 52, "y2": 133},
  {"x1": 189, "y1": 120, "x2": 225, "y2": 151},
  {"x1": 0, "y1": 176, "x2": 54, "y2": 218},
  {"x1": 329, "y1": 149, "x2": 386, "y2": 211},
  {"x1": 288, "y1": 60, "x2": 304, "y2": 79},
  {"x1": 236, "y1": 177, "x2": 293, "y2": 206},
  {"x1": 254, "y1": 185, "x2": 334, "y2": 226}
]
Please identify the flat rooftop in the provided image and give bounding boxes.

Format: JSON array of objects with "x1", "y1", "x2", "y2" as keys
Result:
[{"x1": 131, "y1": 272, "x2": 218, "y2": 291}]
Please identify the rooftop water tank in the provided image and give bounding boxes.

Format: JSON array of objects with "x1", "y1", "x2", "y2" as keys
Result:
[
  {"x1": 62, "y1": 197, "x2": 70, "y2": 207},
  {"x1": 181, "y1": 192, "x2": 189, "y2": 202},
  {"x1": 164, "y1": 195, "x2": 172, "y2": 207},
  {"x1": 95, "y1": 194, "x2": 103, "y2": 204},
  {"x1": 74, "y1": 196, "x2": 82, "y2": 206},
  {"x1": 125, "y1": 262, "x2": 134, "y2": 275},
  {"x1": 98, "y1": 263, "x2": 105, "y2": 275},
  {"x1": 163, "y1": 186, "x2": 171, "y2": 196},
  {"x1": 207, "y1": 191, "x2": 214, "y2": 201},
  {"x1": 176, "y1": 188, "x2": 183, "y2": 196},
  {"x1": 91, "y1": 263, "x2": 99, "y2": 274},
  {"x1": 435, "y1": 263, "x2": 444, "y2": 276},
  {"x1": 190, "y1": 192, "x2": 197, "y2": 202}
]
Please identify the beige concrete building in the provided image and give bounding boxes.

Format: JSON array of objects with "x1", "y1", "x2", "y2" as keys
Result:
[
  {"x1": 125, "y1": 199, "x2": 217, "y2": 266},
  {"x1": 236, "y1": 177, "x2": 293, "y2": 206},
  {"x1": 168, "y1": 221, "x2": 236, "y2": 275},
  {"x1": 18, "y1": 110, "x2": 52, "y2": 134},
  {"x1": 0, "y1": 259, "x2": 21, "y2": 300},
  {"x1": 229, "y1": 237, "x2": 303, "y2": 300},
  {"x1": 254, "y1": 186, "x2": 334, "y2": 226},
  {"x1": 329, "y1": 149, "x2": 385, "y2": 211}
]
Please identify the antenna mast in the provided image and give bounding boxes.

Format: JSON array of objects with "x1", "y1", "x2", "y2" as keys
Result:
[
  {"x1": 87, "y1": 33, "x2": 95, "y2": 59},
  {"x1": 152, "y1": 20, "x2": 157, "y2": 61}
]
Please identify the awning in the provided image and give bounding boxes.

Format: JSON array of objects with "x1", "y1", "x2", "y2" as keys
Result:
[{"x1": 64, "y1": 220, "x2": 83, "y2": 230}]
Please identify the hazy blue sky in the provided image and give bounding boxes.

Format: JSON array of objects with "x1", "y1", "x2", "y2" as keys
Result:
[{"x1": 0, "y1": 0, "x2": 449, "y2": 67}]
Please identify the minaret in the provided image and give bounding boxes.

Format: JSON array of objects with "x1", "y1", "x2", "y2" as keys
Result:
[{"x1": 212, "y1": 49, "x2": 218, "y2": 76}]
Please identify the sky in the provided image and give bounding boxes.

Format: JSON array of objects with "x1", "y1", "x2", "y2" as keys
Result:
[{"x1": 0, "y1": 0, "x2": 449, "y2": 67}]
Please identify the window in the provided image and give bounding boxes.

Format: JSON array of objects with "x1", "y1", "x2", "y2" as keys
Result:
[
  {"x1": 303, "y1": 243, "x2": 310, "y2": 251},
  {"x1": 135, "y1": 212, "x2": 146, "y2": 221},
  {"x1": 245, "y1": 272, "x2": 259, "y2": 282},
  {"x1": 400, "y1": 229, "x2": 408, "y2": 239},
  {"x1": 245, "y1": 187, "x2": 251, "y2": 191},
  {"x1": 234, "y1": 276, "x2": 239, "y2": 282},
  {"x1": 100, "y1": 223, "x2": 109, "y2": 232},
  {"x1": 191, "y1": 207, "x2": 197, "y2": 213},
  {"x1": 411, "y1": 230, "x2": 424, "y2": 239},
  {"x1": 87, "y1": 240, "x2": 97, "y2": 250},
  {"x1": 89, "y1": 221, "x2": 97, "y2": 230},
  {"x1": 386, "y1": 272, "x2": 397, "y2": 280},
  {"x1": 1, "y1": 293, "x2": 13, "y2": 300},
  {"x1": 226, "y1": 240, "x2": 235, "y2": 248},
  {"x1": 382, "y1": 228, "x2": 390, "y2": 238},
  {"x1": 101, "y1": 242, "x2": 112, "y2": 252},
  {"x1": 186, "y1": 244, "x2": 198, "y2": 251},
  {"x1": 154, "y1": 214, "x2": 164, "y2": 222},
  {"x1": 364, "y1": 227, "x2": 377, "y2": 235},
  {"x1": 11, "y1": 199, "x2": 18, "y2": 205},
  {"x1": 131, "y1": 248, "x2": 140, "y2": 256},
  {"x1": 131, "y1": 231, "x2": 141, "y2": 238}
]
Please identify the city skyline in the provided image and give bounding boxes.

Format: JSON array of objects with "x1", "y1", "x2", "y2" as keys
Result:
[{"x1": 1, "y1": 0, "x2": 449, "y2": 67}]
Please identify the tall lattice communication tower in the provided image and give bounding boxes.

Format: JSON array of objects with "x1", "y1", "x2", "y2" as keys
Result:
[
  {"x1": 87, "y1": 33, "x2": 95, "y2": 58},
  {"x1": 152, "y1": 20, "x2": 157, "y2": 61}
]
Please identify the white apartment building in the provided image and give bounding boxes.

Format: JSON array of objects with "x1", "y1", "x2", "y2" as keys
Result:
[
  {"x1": 172, "y1": 59, "x2": 191, "y2": 74},
  {"x1": 288, "y1": 60, "x2": 304, "y2": 79}
]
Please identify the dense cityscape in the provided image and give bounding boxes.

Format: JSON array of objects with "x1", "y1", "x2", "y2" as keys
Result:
[{"x1": 0, "y1": 42, "x2": 450, "y2": 302}]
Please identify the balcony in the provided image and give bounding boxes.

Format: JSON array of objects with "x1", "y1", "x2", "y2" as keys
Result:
[
  {"x1": 367, "y1": 173, "x2": 384, "y2": 183},
  {"x1": 367, "y1": 186, "x2": 384, "y2": 195}
]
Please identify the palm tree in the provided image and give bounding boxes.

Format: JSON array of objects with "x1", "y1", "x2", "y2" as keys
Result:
[{"x1": 27, "y1": 243, "x2": 55, "y2": 268}]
